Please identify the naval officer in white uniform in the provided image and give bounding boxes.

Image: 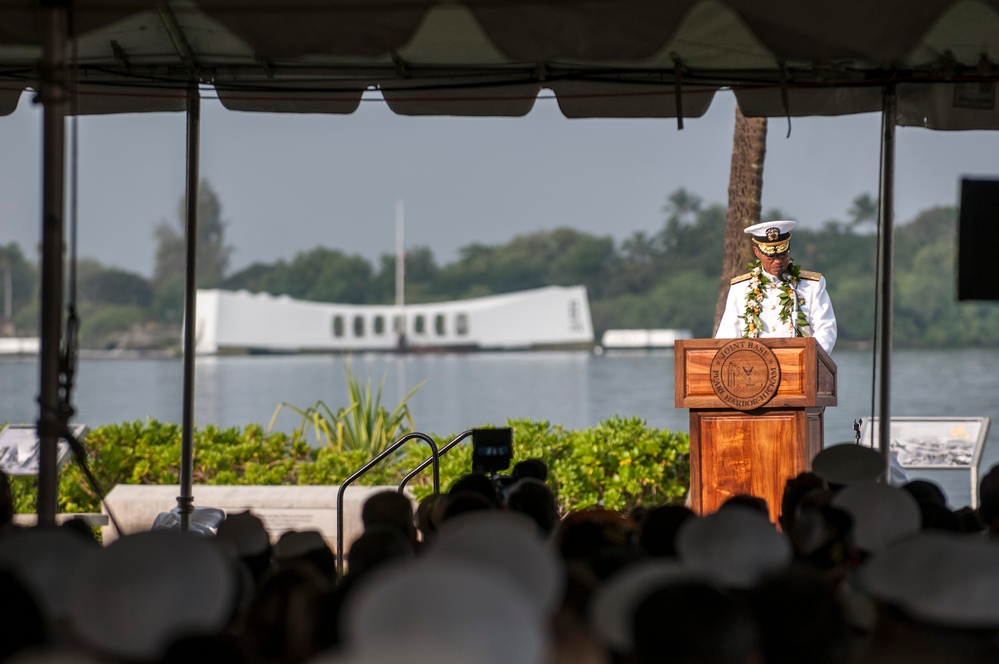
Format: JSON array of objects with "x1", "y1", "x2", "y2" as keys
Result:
[{"x1": 716, "y1": 220, "x2": 837, "y2": 354}]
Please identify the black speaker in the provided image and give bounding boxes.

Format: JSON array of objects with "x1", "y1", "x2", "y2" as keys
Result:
[{"x1": 958, "y1": 178, "x2": 999, "y2": 301}]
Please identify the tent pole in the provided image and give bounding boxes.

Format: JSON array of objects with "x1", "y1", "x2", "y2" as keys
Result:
[
  {"x1": 178, "y1": 83, "x2": 200, "y2": 534},
  {"x1": 877, "y1": 84, "x2": 897, "y2": 470},
  {"x1": 36, "y1": 0, "x2": 69, "y2": 526}
]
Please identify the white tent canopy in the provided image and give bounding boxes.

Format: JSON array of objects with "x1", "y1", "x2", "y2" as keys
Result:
[
  {"x1": 1, "y1": 0, "x2": 998, "y2": 124},
  {"x1": 4, "y1": 0, "x2": 997, "y2": 526}
]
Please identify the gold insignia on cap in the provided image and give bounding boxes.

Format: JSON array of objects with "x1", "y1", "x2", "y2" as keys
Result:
[
  {"x1": 752, "y1": 237, "x2": 791, "y2": 256},
  {"x1": 766, "y1": 227, "x2": 780, "y2": 242}
]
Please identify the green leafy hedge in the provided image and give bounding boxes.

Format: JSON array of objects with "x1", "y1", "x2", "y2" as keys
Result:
[{"x1": 9, "y1": 417, "x2": 689, "y2": 516}]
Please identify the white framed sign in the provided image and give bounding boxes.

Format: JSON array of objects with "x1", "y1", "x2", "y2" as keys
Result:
[
  {"x1": 0, "y1": 424, "x2": 86, "y2": 477},
  {"x1": 859, "y1": 417, "x2": 990, "y2": 507},
  {"x1": 859, "y1": 417, "x2": 989, "y2": 468}
]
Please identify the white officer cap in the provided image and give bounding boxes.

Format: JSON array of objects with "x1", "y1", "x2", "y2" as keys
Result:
[
  {"x1": 0, "y1": 527, "x2": 98, "y2": 621},
  {"x1": 857, "y1": 531, "x2": 999, "y2": 628},
  {"x1": 831, "y1": 481, "x2": 921, "y2": 554},
  {"x1": 812, "y1": 443, "x2": 887, "y2": 486},
  {"x1": 745, "y1": 220, "x2": 797, "y2": 256},
  {"x1": 66, "y1": 531, "x2": 238, "y2": 661},
  {"x1": 588, "y1": 560, "x2": 706, "y2": 653},
  {"x1": 341, "y1": 557, "x2": 550, "y2": 664},
  {"x1": 424, "y1": 511, "x2": 565, "y2": 616},
  {"x1": 676, "y1": 506, "x2": 792, "y2": 589}
]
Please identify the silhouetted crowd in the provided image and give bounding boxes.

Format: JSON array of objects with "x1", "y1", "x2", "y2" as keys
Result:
[{"x1": 3, "y1": 447, "x2": 999, "y2": 664}]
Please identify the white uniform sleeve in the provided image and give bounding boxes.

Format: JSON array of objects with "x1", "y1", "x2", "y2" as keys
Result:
[
  {"x1": 806, "y1": 276, "x2": 837, "y2": 354},
  {"x1": 715, "y1": 283, "x2": 743, "y2": 339}
]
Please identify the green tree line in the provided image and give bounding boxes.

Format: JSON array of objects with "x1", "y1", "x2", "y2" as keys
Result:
[{"x1": 3, "y1": 184, "x2": 998, "y2": 349}]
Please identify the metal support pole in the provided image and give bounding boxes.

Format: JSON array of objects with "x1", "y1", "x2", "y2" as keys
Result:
[
  {"x1": 36, "y1": 0, "x2": 69, "y2": 526},
  {"x1": 177, "y1": 84, "x2": 200, "y2": 533},
  {"x1": 877, "y1": 85, "x2": 897, "y2": 469}
]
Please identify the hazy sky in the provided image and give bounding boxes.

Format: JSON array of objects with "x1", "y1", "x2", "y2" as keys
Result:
[{"x1": 2, "y1": 89, "x2": 997, "y2": 278}]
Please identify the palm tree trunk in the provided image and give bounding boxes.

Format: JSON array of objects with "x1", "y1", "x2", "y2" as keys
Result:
[{"x1": 714, "y1": 106, "x2": 768, "y2": 332}]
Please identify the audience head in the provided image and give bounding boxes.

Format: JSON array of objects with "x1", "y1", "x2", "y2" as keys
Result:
[
  {"x1": 917, "y1": 502, "x2": 962, "y2": 533},
  {"x1": 215, "y1": 511, "x2": 273, "y2": 584},
  {"x1": 638, "y1": 504, "x2": 695, "y2": 558},
  {"x1": 511, "y1": 458, "x2": 549, "y2": 483},
  {"x1": 0, "y1": 567, "x2": 47, "y2": 660},
  {"x1": 747, "y1": 566, "x2": 851, "y2": 664},
  {"x1": 415, "y1": 493, "x2": 446, "y2": 542},
  {"x1": 779, "y1": 471, "x2": 826, "y2": 532},
  {"x1": 588, "y1": 559, "x2": 701, "y2": 656},
  {"x1": 361, "y1": 490, "x2": 417, "y2": 546},
  {"x1": 0, "y1": 468, "x2": 15, "y2": 530},
  {"x1": 438, "y1": 490, "x2": 496, "y2": 523},
  {"x1": 786, "y1": 496, "x2": 856, "y2": 573},
  {"x1": 272, "y1": 530, "x2": 337, "y2": 584},
  {"x1": 504, "y1": 478, "x2": 560, "y2": 536},
  {"x1": 721, "y1": 494, "x2": 770, "y2": 519},
  {"x1": 901, "y1": 479, "x2": 948, "y2": 507},
  {"x1": 555, "y1": 508, "x2": 639, "y2": 578},
  {"x1": 346, "y1": 525, "x2": 413, "y2": 579},
  {"x1": 447, "y1": 472, "x2": 501, "y2": 507},
  {"x1": 242, "y1": 564, "x2": 328, "y2": 664},
  {"x1": 978, "y1": 464, "x2": 999, "y2": 534},
  {"x1": 633, "y1": 580, "x2": 761, "y2": 664},
  {"x1": 953, "y1": 506, "x2": 985, "y2": 534}
]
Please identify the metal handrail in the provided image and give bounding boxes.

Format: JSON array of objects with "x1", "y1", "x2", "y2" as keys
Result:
[
  {"x1": 336, "y1": 431, "x2": 440, "y2": 576},
  {"x1": 398, "y1": 429, "x2": 473, "y2": 492}
]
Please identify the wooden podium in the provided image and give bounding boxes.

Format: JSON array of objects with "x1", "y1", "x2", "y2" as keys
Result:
[{"x1": 674, "y1": 338, "x2": 836, "y2": 523}]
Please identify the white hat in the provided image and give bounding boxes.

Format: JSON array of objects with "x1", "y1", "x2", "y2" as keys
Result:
[
  {"x1": 0, "y1": 528, "x2": 97, "y2": 620},
  {"x1": 812, "y1": 444, "x2": 887, "y2": 486},
  {"x1": 66, "y1": 531, "x2": 238, "y2": 661},
  {"x1": 745, "y1": 220, "x2": 796, "y2": 255},
  {"x1": 831, "y1": 481, "x2": 921, "y2": 554},
  {"x1": 857, "y1": 531, "x2": 999, "y2": 628},
  {"x1": 424, "y1": 511, "x2": 564, "y2": 616},
  {"x1": 341, "y1": 558, "x2": 550, "y2": 664},
  {"x1": 676, "y1": 506, "x2": 792, "y2": 589},
  {"x1": 588, "y1": 560, "x2": 705, "y2": 653}
]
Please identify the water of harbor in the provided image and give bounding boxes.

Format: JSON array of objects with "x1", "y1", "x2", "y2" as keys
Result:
[{"x1": 2, "y1": 348, "x2": 997, "y2": 507}]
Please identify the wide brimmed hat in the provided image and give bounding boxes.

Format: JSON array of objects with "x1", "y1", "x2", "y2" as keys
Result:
[{"x1": 745, "y1": 220, "x2": 796, "y2": 256}]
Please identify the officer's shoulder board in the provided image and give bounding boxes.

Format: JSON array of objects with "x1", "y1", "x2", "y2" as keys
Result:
[
  {"x1": 730, "y1": 272, "x2": 753, "y2": 284},
  {"x1": 799, "y1": 270, "x2": 822, "y2": 281}
]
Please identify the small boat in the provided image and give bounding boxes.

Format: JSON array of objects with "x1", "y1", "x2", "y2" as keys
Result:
[{"x1": 597, "y1": 329, "x2": 693, "y2": 352}]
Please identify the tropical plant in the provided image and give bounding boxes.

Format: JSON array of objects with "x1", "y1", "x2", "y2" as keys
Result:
[{"x1": 268, "y1": 362, "x2": 426, "y2": 459}]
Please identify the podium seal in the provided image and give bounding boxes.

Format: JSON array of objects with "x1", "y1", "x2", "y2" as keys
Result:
[{"x1": 709, "y1": 339, "x2": 781, "y2": 410}]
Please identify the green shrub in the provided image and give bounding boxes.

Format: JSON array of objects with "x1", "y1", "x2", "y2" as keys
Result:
[
  {"x1": 403, "y1": 417, "x2": 689, "y2": 513},
  {"x1": 9, "y1": 418, "x2": 689, "y2": 517}
]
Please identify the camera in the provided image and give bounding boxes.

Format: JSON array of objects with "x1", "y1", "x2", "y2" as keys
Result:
[{"x1": 471, "y1": 427, "x2": 514, "y2": 476}]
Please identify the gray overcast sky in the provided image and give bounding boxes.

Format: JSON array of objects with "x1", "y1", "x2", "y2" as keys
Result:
[{"x1": 2, "y1": 90, "x2": 997, "y2": 278}]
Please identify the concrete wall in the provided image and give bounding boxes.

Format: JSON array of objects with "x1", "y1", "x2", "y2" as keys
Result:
[{"x1": 102, "y1": 484, "x2": 415, "y2": 555}]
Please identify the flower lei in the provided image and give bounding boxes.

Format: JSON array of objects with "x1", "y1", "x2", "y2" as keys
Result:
[{"x1": 740, "y1": 258, "x2": 810, "y2": 339}]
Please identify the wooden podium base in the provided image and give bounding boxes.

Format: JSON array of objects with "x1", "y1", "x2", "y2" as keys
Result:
[
  {"x1": 688, "y1": 407, "x2": 824, "y2": 523},
  {"x1": 675, "y1": 339, "x2": 836, "y2": 524}
]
